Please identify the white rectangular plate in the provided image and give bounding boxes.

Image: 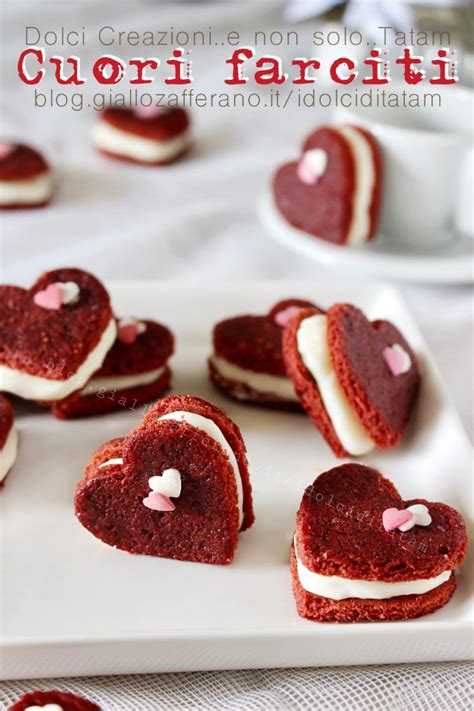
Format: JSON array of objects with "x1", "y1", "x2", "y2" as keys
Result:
[{"x1": 1, "y1": 281, "x2": 473, "y2": 679}]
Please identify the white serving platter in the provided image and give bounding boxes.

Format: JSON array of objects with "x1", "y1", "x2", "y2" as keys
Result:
[
  {"x1": 1, "y1": 281, "x2": 472, "y2": 680},
  {"x1": 259, "y1": 191, "x2": 474, "y2": 285}
]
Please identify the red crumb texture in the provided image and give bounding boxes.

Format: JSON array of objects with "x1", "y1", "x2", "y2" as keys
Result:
[
  {"x1": 273, "y1": 127, "x2": 355, "y2": 244},
  {"x1": 282, "y1": 307, "x2": 348, "y2": 457},
  {"x1": 0, "y1": 143, "x2": 50, "y2": 181},
  {"x1": 327, "y1": 303, "x2": 420, "y2": 448},
  {"x1": 0, "y1": 395, "x2": 14, "y2": 449},
  {"x1": 100, "y1": 107, "x2": 190, "y2": 140},
  {"x1": 9, "y1": 689, "x2": 100, "y2": 711},
  {"x1": 296, "y1": 464, "x2": 467, "y2": 582},
  {"x1": 51, "y1": 366, "x2": 171, "y2": 419},
  {"x1": 75, "y1": 395, "x2": 254, "y2": 565},
  {"x1": 143, "y1": 395, "x2": 254, "y2": 531},
  {"x1": 291, "y1": 549, "x2": 457, "y2": 623},
  {"x1": 213, "y1": 315, "x2": 289, "y2": 376},
  {"x1": 272, "y1": 126, "x2": 382, "y2": 244},
  {"x1": 50, "y1": 318, "x2": 174, "y2": 419},
  {"x1": 0, "y1": 268, "x2": 113, "y2": 380}
]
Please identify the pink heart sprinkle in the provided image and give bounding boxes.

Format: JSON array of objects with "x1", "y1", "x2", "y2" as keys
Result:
[
  {"x1": 33, "y1": 283, "x2": 63, "y2": 310},
  {"x1": 134, "y1": 105, "x2": 166, "y2": 119},
  {"x1": 274, "y1": 305, "x2": 303, "y2": 327},
  {"x1": 382, "y1": 508, "x2": 414, "y2": 532},
  {"x1": 0, "y1": 142, "x2": 14, "y2": 160},
  {"x1": 118, "y1": 323, "x2": 139, "y2": 344},
  {"x1": 383, "y1": 345, "x2": 410, "y2": 376},
  {"x1": 296, "y1": 159, "x2": 318, "y2": 186},
  {"x1": 143, "y1": 491, "x2": 175, "y2": 512}
]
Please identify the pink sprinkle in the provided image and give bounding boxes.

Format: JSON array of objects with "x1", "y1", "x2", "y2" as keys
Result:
[
  {"x1": 383, "y1": 345, "x2": 411, "y2": 377},
  {"x1": 274, "y1": 305, "x2": 303, "y2": 327},
  {"x1": 33, "y1": 283, "x2": 63, "y2": 310},
  {"x1": 143, "y1": 491, "x2": 175, "y2": 512},
  {"x1": 296, "y1": 159, "x2": 318, "y2": 186},
  {"x1": 382, "y1": 508, "x2": 414, "y2": 532},
  {"x1": 0, "y1": 142, "x2": 14, "y2": 160},
  {"x1": 134, "y1": 105, "x2": 166, "y2": 119},
  {"x1": 118, "y1": 323, "x2": 139, "y2": 344}
]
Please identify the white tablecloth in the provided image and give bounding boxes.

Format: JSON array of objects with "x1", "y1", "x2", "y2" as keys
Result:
[{"x1": 1, "y1": 2, "x2": 472, "y2": 708}]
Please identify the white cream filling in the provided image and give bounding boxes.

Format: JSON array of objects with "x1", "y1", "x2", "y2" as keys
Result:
[
  {"x1": 98, "y1": 410, "x2": 245, "y2": 526},
  {"x1": 93, "y1": 121, "x2": 190, "y2": 162},
  {"x1": 0, "y1": 318, "x2": 117, "y2": 401},
  {"x1": 296, "y1": 314, "x2": 374, "y2": 455},
  {"x1": 0, "y1": 426, "x2": 18, "y2": 483},
  {"x1": 337, "y1": 126, "x2": 375, "y2": 245},
  {"x1": 210, "y1": 354, "x2": 298, "y2": 402},
  {"x1": 0, "y1": 173, "x2": 52, "y2": 205},
  {"x1": 82, "y1": 365, "x2": 166, "y2": 396},
  {"x1": 295, "y1": 538, "x2": 451, "y2": 600}
]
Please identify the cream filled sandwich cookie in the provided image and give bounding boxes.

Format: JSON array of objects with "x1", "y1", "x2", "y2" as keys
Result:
[
  {"x1": 0, "y1": 142, "x2": 53, "y2": 209},
  {"x1": 0, "y1": 268, "x2": 116, "y2": 402},
  {"x1": 50, "y1": 316, "x2": 174, "y2": 418},
  {"x1": 292, "y1": 464, "x2": 467, "y2": 622},
  {"x1": 93, "y1": 106, "x2": 191, "y2": 165}
]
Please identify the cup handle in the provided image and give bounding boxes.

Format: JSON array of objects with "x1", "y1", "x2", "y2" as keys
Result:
[{"x1": 455, "y1": 144, "x2": 474, "y2": 238}]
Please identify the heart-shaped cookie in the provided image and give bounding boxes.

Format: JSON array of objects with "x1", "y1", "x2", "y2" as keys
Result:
[
  {"x1": 209, "y1": 297, "x2": 322, "y2": 409},
  {"x1": 49, "y1": 317, "x2": 174, "y2": 419},
  {"x1": 283, "y1": 304, "x2": 420, "y2": 457},
  {"x1": 292, "y1": 464, "x2": 467, "y2": 623},
  {"x1": 272, "y1": 125, "x2": 382, "y2": 245},
  {"x1": 0, "y1": 268, "x2": 116, "y2": 401},
  {"x1": 0, "y1": 143, "x2": 53, "y2": 210},
  {"x1": 75, "y1": 395, "x2": 254, "y2": 565},
  {"x1": 93, "y1": 107, "x2": 191, "y2": 165}
]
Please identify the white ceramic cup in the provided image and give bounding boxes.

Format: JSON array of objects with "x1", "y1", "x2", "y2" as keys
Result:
[{"x1": 333, "y1": 86, "x2": 474, "y2": 248}]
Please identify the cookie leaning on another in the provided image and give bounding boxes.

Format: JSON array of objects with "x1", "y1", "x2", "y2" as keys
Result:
[
  {"x1": 283, "y1": 303, "x2": 420, "y2": 456},
  {"x1": 50, "y1": 316, "x2": 174, "y2": 419}
]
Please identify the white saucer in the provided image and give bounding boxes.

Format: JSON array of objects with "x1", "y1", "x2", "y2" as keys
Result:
[{"x1": 259, "y1": 191, "x2": 473, "y2": 284}]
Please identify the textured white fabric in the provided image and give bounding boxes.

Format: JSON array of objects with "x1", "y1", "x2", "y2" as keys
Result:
[
  {"x1": 1, "y1": 662, "x2": 473, "y2": 710},
  {"x1": 1, "y1": 2, "x2": 473, "y2": 708}
]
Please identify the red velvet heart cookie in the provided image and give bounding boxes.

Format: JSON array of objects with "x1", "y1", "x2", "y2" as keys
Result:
[
  {"x1": 283, "y1": 304, "x2": 420, "y2": 457},
  {"x1": 0, "y1": 268, "x2": 116, "y2": 401},
  {"x1": 0, "y1": 142, "x2": 53, "y2": 209},
  {"x1": 0, "y1": 395, "x2": 18, "y2": 487},
  {"x1": 75, "y1": 395, "x2": 254, "y2": 564},
  {"x1": 292, "y1": 464, "x2": 467, "y2": 623},
  {"x1": 273, "y1": 125, "x2": 382, "y2": 245},
  {"x1": 209, "y1": 298, "x2": 322, "y2": 409},
  {"x1": 9, "y1": 690, "x2": 100, "y2": 711},
  {"x1": 50, "y1": 316, "x2": 174, "y2": 419},
  {"x1": 93, "y1": 106, "x2": 191, "y2": 165}
]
